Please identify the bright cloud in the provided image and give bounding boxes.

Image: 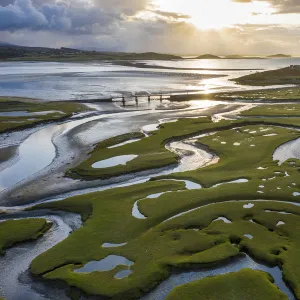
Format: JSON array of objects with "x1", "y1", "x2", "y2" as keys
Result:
[{"x1": 0, "y1": 0, "x2": 300, "y2": 55}]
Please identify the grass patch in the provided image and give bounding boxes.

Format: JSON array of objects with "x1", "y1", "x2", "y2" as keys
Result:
[
  {"x1": 0, "y1": 97, "x2": 90, "y2": 133},
  {"x1": 170, "y1": 87, "x2": 300, "y2": 102},
  {"x1": 166, "y1": 269, "x2": 288, "y2": 300},
  {"x1": 67, "y1": 116, "x2": 300, "y2": 181},
  {"x1": 28, "y1": 108, "x2": 300, "y2": 299},
  {"x1": 0, "y1": 218, "x2": 51, "y2": 255},
  {"x1": 232, "y1": 66, "x2": 300, "y2": 86},
  {"x1": 241, "y1": 104, "x2": 300, "y2": 117}
]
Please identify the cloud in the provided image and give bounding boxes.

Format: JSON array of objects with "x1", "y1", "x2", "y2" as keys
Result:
[
  {"x1": 0, "y1": 0, "x2": 147, "y2": 33},
  {"x1": 232, "y1": 0, "x2": 300, "y2": 14}
]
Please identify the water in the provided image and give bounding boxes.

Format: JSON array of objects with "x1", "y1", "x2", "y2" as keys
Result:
[
  {"x1": 0, "y1": 111, "x2": 63, "y2": 117},
  {"x1": 273, "y1": 137, "x2": 300, "y2": 165},
  {"x1": 74, "y1": 255, "x2": 133, "y2": 273},
  {"x1": 1, "y1": 58, "x2": 299, "y2": 101},
  {"x1": 92, "y1": 155, "x2": 138, "y2": 169},
  {"x1": 143, "y1": 254, "x2": 295, "y2": 300},
  {"x1": 108, "y1": 139, "x2": 142, "y2": 149}
]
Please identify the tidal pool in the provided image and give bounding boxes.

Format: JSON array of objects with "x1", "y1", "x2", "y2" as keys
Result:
[
  {"x1": 0, "y1": 111, "x2": 63, "y2": 117},
  {"x1": 102, "y1": 243, "x2": 127, "y2": 248},
  {"x1": 273, "y1": 137, "x2": 300, "y2": 165},
  {"x1": 212, "y1": 217, "x2": 232, "y2": 224},
  {"x1": 132, "y1": 201, "x2": 147, "y2": 219},
  {"x1": 142, "y1": 254, "x2": 295, "y2": 300},
  {"x1": 108, "y1": 139, "x2": 142, "y2": 149},
  {"x1": 212, "y1": 179, "x2": 249, "y2": 188},
  {"x1": 92, "y1": 155, "x2": 138, "y2": 169},
  {"x1": 75, "y1": 255, "x2": 133, "y2": 273},
  {"x1": 114, "y1": 270, "x2": 132, "y2": 279}
]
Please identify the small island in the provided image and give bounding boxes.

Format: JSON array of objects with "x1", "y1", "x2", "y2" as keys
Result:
[
  {"x1": 196, "y1": 54, "x2": 221, "y2": 59},
  {"x1": 268, "y1": 54, "x2": 291, "y2": 58}
]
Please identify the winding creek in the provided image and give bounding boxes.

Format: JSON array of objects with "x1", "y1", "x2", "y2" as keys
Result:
[{"x1": 0, "y1": 98, "x2": 300, "y2": 299}]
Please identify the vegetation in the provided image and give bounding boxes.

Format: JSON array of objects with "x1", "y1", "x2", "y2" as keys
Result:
[
  {"x1": 0, "y1": 44, "x2": 181, "y2": 61},
  {"x1": 241, "y1": 104, "x2": 300, "y2": 117},
  {"x1": 268, "y1": 54, "x2": 291, "y2": 58},
  {"x1": 0, "y1": 97, "x2": 90, "y2": 133},
  {"x1": 170, "y1": 86, "x2": 300, "y2": 102},
  {"x1": 0, "y1": 218, "x2": 51, "y2": 255},
  {"x1": 196, "y1": 54, "x2": 221, "y2": 59},
  {"x1": 28, "y1": 107, "x2": 300, "y2": 299},
  {"x1": 166, "y1": 269, "x2": 288, "y2": 300},
  {"x1": 68, "y1": 116, "x2": 300, "y2": 181},
  {"x1": 233, "y1": 66, "x2": 300, "y2": 86}
]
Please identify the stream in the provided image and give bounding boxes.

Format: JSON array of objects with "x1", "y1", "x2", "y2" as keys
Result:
[
  {"x1": 0, "y1": 211, "x2": 82, "y2": 300},
  {"x1": 0, "y1": 100, "x2": 298, "y2": 300}
]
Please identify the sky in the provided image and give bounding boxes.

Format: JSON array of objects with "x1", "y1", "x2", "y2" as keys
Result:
[{"x1": 0, "y1": 0, "x2": 300, "y2": 55}]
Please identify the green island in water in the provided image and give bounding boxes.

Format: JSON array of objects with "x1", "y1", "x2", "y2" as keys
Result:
[{"x1": 1, "y1": 62, "x2": 300, "y2": 300}]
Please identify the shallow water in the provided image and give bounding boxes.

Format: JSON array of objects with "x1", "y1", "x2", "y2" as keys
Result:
[
  {"x1": 142, "y1": 254, "x2": 295, "y2": 300},
  {"x1": 273, "y1": 137, "x2": 300, "y2": 165},
  {"x1": 0, "y1": 212, "x2": 81, "y2": 300},
  {"x1": 102, "y1": 242, "x2": 127, "y2": 248},
  {"x1": 0, "y1": 110, "x2": 63, "y2": 117},
  {"x1": 1, "y1": 58, "x2": 299, "y2": 101},
  {"x1": 212, "y1": 178, "x2": 249, "y2": 188},
  {"x1": 108, "y1": 138, "x2": 142, "y2": 149},
  {"x1": 74, "y1": 255, "x2": 133, "y2": 273},
  {"x1": 92, "y1": 155, "x2": 138, "y2": 169},
  {"x1": 114, "y1": 270, "x2": 132, "y2": 279}
]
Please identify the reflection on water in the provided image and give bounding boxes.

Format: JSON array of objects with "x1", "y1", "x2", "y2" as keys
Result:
[
  {"x1": 273, "y1": 137, "x2": 300, "y2": 166},
  {"x1": 143, "y1": 254, "x2": 295, "y2": 300},
  {"x1": 1, "y1": 58, "x2": 299, "y2": 100},
  {"x1": 0, "y1": 111, "x2": 63, "y2": 117},
  {"x1": 92, "y1": 155, "x2": 138, "y2": 169},
  {"x1": 74, "y1": 255, "x2": 133, "y2": 273}
]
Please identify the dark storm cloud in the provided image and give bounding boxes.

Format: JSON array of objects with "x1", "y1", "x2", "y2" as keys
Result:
[{"x1": 0, "y1": 0, "x2": 148, "y2": 33}]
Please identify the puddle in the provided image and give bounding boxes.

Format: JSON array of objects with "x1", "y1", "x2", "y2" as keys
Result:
[
  {"x1": 257, "y1": 167, "x2": 267, "y2": 170},
  {"x1": 142, "y1": 254, "x2": 295, "y2": 300},
  {"x1": 108, "y1": 139, "x2": 142, "y2": 149},
  {"x1": 212, "y1": 217, "x2": 232, "y2": 224},
  {"x1": 293, "y1": 192, "x2": 300, "y2": 197},
  {"x1": 114, "y1": 270, "x2": 132, "y2": 279},
  {"x1": 276, "y1": 221, "x2": 285, "y2": 226},
  {"x1": 0, "y1": 111, "x2": 63, "y2": 117},
  {"x1": 244, "y1": 234, "x2": 253, "y2": 239},
  {"x1": 244, "y1": 203, "x2": 254, "y2": 209},
  {"x1": 264, "y1": 134, "x2": 278, "y2": 137},
  {"x1": 92, "y1": 155, "x2": 138, "y2": 169},
  {"x1": 142, "y1": 124, "x2": 159, "y2": 133},
  {"x1": 102, "y1": 243, "x2": 127, "y2": 248},
  {"x1": 184, "y1": 181, "x2": 202, "y2": 190},
  {"x1": 212, "y1": 179, "x2": 248, "y2": 188},
  {"x1": 147, "y1": 192, "x2": 169, "y2": 199},
  {"x1": 132, "y1": 201, "x2": 147, "y2": 219},
  {"x1": 75, "y1": 255, "x2": 134, "y2": 273},
  {"x1": 273, "y1": 137, "x2": 300, "y2": 166},
  {"x1": 259, "y1": 185, "x2": 265, "y2": 188},
  {"x1": 233, "y1": 143, "x2": 241, "y2": 146}
]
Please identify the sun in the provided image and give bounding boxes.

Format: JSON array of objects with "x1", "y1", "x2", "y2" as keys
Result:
[{"x1": 153, "y1": 0, "x2": 272, "y2": 30}]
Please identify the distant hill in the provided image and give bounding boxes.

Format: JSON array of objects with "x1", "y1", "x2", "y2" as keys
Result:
[
  {"x1": 0, "y1": 44, "x2": 181, "y2": 61},
  {"x1": 0, "y1": 41, "x2": 15, "y2": 47},
  {"x1": 224, "y1": 55, "x2": 263, "y2": 59},
  {"x1": 196, "y1": 54, "x2": 221, "y2": 59},
  {"x1": 268, "y1": 54, "x2": 291, "y2": 58}
]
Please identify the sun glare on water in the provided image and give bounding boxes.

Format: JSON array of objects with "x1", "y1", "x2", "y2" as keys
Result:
[{"x1": 154, "y1": 0, "x2": 272, "y2": 30}]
